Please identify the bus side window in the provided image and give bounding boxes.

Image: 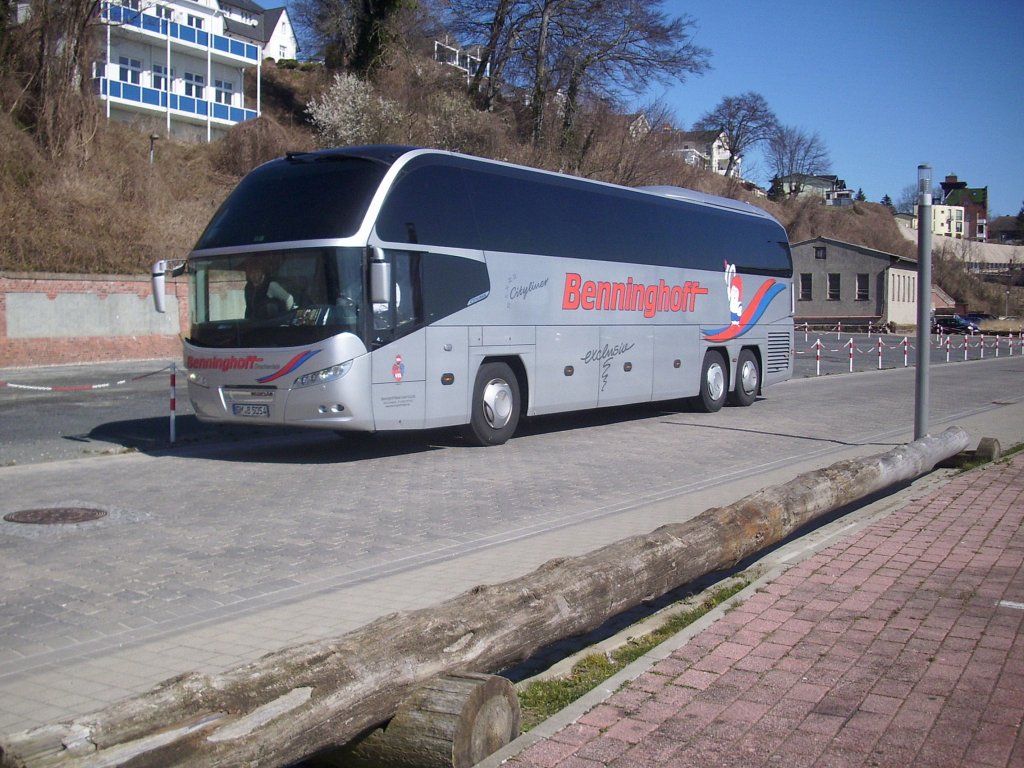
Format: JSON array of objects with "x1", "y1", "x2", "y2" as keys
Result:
[
  {"x1": 373, "y1": 250, "x2": 422, "y2": 344},
  {"x1": 421, "y1": 254, "x2": 489, "y2": 323}
]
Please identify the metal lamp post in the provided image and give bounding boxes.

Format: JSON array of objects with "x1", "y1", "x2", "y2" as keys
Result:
[{"x1": 914, "y1": 164, "x2": 933, "y2": 440}]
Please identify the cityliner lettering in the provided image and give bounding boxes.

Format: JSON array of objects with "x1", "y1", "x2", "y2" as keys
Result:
[
  {"x1": 561, "y1": 272, "x2": 709, "y2": 318},
  {"x1": 187, "y1": 354, "x2": 264, "y2": 372}
]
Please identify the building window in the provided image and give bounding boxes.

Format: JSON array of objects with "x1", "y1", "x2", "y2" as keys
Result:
[
  {"x1": 184, "y1": 72, "x2": 205, "y2": 99},
  {"x1": 827, "y1": 273, "x2": 840, "y2": 301},
  {"x1": 118, "y1": 56, "x2": 141, "y2": 85},
  {"x1": 152, "y1": 63, "x2": 168, "y2": 91},
  {"x1": 154, "y1": 5, "x2": 172, "y2": 21},
  {"x1": 187, "y1": 13, "x2": 204, "y2": 30},
  {"x1": 119, "y1": 0, "x2": 140, "y2": 9},
  {"x1": 814, "y1": 246, "x2": 826, "y2": 260},
  {"x1": 856, "y1": 274, "x2": 869, "y2": 301},
  {"x1": 214, "y1": 80, "x2": 233, "y2": 105},
  {"x1": 799, "y1": 273, "x2": 812, "y2": 301},
  {"x1": 280, "y1": 45, "x2": 288, "y2": 59}
]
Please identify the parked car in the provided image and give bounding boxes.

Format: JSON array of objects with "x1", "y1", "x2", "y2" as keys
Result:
[
  {"x1": 931, "y1": 314, "x2": 979, "y2": 334},
  {"x1": 965, "y1": 312, "x2": 994, "y2": 326}
]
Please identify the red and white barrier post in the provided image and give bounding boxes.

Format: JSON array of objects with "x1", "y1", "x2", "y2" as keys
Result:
[
  {"x1": 877, "y1": 337, "x2": 883, "y2": 370},
  {"x1": 169, "y1": 361, "x2": 177, "y2": 444},
  {"x1": 903, "y1": 336, "x2": 909, "y2": 367},
  {"x1": 815, "y1": 337, "x2": 822, "y2": 377},
  {"x1": 847, "y1": 338, "x2": 854, "y2": 373}
]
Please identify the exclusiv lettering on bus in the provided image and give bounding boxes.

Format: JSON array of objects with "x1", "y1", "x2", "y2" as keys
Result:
[{"x1": 561, "y1": 272, "x2": 709, "y2": 318}]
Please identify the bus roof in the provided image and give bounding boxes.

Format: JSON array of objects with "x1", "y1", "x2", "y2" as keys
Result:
[
  {"x1": 638, "y1": 186, "x2": 776, "y2": 220},
  {"x1": 283, "y1": 146, "x2": 776, "y2": 222}
]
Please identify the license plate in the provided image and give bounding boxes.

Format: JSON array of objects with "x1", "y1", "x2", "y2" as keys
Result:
[{"x1": 232, "y1": 404, "x2": 269, "y2": 418}]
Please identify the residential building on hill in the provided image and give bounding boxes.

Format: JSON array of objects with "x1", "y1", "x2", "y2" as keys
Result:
[
  {"x1": 791, "y1": 237, "x2": 919, "y2": 328},
  {"x1": 95, "y1": 0, "x2": 297, "y2": 142},
  {"x1": 663, "y1": 128, "x2": 742, "y2": 178},
  {"x1": 911, "y1": 203, "x2": 967, "y2": 238},
  {"x1": 776, "y1": 174, "x2": 851, "y2": 206},
  {"x1": 939, "y1": 174, "x2": 988, "y2": 241},
  {"x1": 220, "y1": 0, "x2": 298, "y2": 62}
]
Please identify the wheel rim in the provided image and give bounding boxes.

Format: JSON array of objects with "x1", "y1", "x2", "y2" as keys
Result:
[
  {"x1": 706, "y1": 363, "x2": 726, "y2": 402},
  {"x1": 482, "y1": 378, "x2": 514, "y2": 429},
  {"x1": 740, "y1": 359, "x2": 759, "y2": 395}
]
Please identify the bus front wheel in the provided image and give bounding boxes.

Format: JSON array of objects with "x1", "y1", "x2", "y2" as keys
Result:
[
  {"x1": 729, "y1": 349, "x2": 759, "y2": 407},
  {"x1": 697, "y1": 350, "x2": 727, "y2": 413},
  {"x1": 464, "y1": 362, "x2": 520, "y2": 446}
]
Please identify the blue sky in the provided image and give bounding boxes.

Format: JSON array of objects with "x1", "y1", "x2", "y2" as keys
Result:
[{"x1": 651, "y1": 0, "x2": 1024, "y2": 216}]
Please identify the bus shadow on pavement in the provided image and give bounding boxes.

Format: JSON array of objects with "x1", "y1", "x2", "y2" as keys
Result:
[
  {"x1": 78, "y1": 398, "x2": 756, "y2": 464},
  {"x1": 80, "y1": 415, "x2": 448, "y2": 464}
]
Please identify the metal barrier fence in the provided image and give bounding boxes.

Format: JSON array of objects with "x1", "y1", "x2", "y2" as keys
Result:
[
  {"x1": 795, "y1": 331, "x2": 1022, "y2": 376},
  {"x1": 0, "y1": 362, "x2": 178, "y2": 442}
]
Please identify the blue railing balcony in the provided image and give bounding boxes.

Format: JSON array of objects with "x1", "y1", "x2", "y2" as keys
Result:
[
  {"x1": 98, "y1": 78, "x2": 259, "y2": 124},
  {"x1": 102, "y1": 4, "x2": 260, "y2": 63}
]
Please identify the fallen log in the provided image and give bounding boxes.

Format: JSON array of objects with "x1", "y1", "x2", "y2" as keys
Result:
[
  {"x1": 0, "y1": 427, "x2": 970, "y2": 768},
  {"x1": 309, "y1": 672, "x2": 520, "y2": 768}
]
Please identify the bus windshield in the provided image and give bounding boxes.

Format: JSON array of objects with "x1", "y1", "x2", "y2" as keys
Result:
[
  {"x1": 195, "y1": 154, "x2": 390, "y2": 250},
  {"x1": 187, "y1": 247, "x2": 366, "y2": 349}
]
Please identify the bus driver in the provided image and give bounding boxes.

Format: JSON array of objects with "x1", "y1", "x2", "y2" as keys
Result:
[{"x1": 244, "y1": 258, "x2": 295, "y2": 319}]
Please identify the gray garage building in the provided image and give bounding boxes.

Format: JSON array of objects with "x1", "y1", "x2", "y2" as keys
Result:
[{"x1": 791, "y1": 237, "x2": 919, "y2": 330}]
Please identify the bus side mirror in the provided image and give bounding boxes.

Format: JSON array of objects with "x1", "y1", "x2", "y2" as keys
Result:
[
  {"x1": 370, "y1": 249, "x2": 391, "y2": 305},
  {"x1": 152, "y1": 260, "x2": 186, "y2": 313},
  {"x1": 152, "y1": 260, "x2": 167, "y2": 313}
]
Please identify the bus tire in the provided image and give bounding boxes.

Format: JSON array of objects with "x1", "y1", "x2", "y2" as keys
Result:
[
  {"x1": 463, "y1": 362, "x2": 520, "y2": 446},
  {"x1": 697, "y1": 350, "x2": 727, "y2": 413},
  {"x1": 729, "y1": 349, "x2": 759, "y2": 407}
]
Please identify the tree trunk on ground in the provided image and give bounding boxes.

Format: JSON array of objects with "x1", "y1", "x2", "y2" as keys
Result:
[
  {"x1": 0, "y1": 428, "x2": 971, "y2": 768},
  {"x1": 310, "y1": 672, "x2": 520, "y2": 768}
]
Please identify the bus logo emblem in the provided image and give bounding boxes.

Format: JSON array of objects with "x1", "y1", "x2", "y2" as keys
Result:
[{"x1": 392, "y1": 355, "x2": 405, "y2": 382}]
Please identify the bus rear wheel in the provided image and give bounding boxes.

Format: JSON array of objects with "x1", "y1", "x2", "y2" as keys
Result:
[
  {"x1": 729, "y1": 349, "x2": 759, "y2": 407},
  {"x1": 697, "y1": 350, "x2": 727, "y2": 413},
  {"x1": 463, "y1": 362, "x2": 520, "y2": 446}
]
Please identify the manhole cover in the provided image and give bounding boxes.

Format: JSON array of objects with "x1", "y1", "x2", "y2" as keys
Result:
[{"x1": 3, "y1": 507, "x2": 108, "y2": 525}]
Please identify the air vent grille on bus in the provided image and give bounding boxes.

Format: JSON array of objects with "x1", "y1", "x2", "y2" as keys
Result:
[{"x1": 765, "y1": 331, "x2": 792, "y2": 374}]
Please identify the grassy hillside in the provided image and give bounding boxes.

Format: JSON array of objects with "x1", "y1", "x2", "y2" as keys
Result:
[{"x1": 0, "y1": 58, "x2": 915, "y2": 277}]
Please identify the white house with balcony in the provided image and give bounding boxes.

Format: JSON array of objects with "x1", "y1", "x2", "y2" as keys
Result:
[
  {"x1": 665, "y1": 129, "x2": 742, "y2": 178},
  {"x1": 95, "y1": 0, "x2": 293, "y2": 142}
]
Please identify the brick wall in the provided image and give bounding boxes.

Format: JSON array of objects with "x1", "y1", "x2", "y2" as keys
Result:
[{"x1": 0, "y1": 273, "x2": 189, "y2": 368}]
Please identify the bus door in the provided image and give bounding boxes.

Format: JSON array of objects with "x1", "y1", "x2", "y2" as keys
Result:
[{"x1": 370, "y1": 250, "x2": 426, "y2": 430}]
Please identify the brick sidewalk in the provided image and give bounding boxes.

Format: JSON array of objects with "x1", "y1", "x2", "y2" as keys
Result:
[{"x1": 505, "y1": 455, "x2": 1024, "y2": 768}]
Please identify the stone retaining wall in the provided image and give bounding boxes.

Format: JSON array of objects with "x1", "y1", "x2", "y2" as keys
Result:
[{"x1": 0, "y1": 273, "x2": 187, "y2": 368}]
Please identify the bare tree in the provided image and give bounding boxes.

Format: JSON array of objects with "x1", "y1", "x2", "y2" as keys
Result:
[
  {"x1": 444, "y1": 0, "x2": 531, "y2": 110},
  {"x1": 1, "y1": 0, "x2": 100, "y2": 159},
  {"x1": 765, "y1": 124, "x2": 830, "y2": 197},
  {"x1": 444, "y1": 0, "x2": 710, "y2": 148},
  {"x1": 292, "y1": 0, "x2": 410, "y2": 75},
  {"x1": 694, "y1": 91, "x2": 777, "y2": 178},
  {"x1": 553, "y1": 0, "x2": 709, "y2": 152}
]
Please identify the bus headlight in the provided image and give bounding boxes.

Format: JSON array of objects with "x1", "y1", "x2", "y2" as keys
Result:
[
  {"x1": 293, "y1": 360, "x2": 353, "y2": 389},
  {"x1": 188, "y1": 371, "x2": 210, "y2": 388}
]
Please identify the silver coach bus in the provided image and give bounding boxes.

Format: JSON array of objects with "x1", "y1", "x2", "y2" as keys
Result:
[{"x1": 153, "y1": 145, "x2": 794, "y2": 446}]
